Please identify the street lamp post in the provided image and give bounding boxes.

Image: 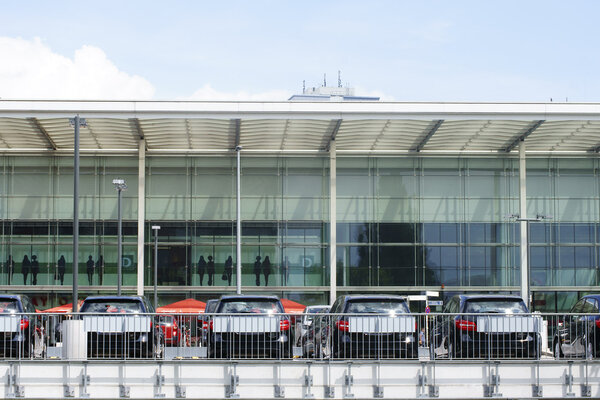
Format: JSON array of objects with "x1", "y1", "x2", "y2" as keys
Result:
[
  {"x1": 152, "y1": 225, "x2": 160, "y2": 310},
  {"x1": 112, "y1": 178, "x2": 127, "y2": 296},
  {"x1": 507, "y1": 213, "x2": 552, "y2": 309},
  {"x1": 235, "y1": 146, "x2": 242, "y2": 295},
  {"x1": 69, "y1": 116, "x2": 86, "y2": 312}
]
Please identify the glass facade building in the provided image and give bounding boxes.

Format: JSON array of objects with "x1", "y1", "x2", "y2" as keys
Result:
[{"x1": 2, "y1": 153, "x2": 599, "y2": 312}]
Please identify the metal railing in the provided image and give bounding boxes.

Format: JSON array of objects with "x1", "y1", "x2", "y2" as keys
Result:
[{"x1": 0, "y1": 312, "x2": 599, "y2": 362}]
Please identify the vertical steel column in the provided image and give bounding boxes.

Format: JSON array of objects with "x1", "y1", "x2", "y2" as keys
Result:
[
  {"x1": 519, "y1": 140, "x2": 529, "y2": 308},
  {"x1": 329, "y1": 140, "x2": 337, "y2": 304},
  {"x1": 117, "y1": 188, "x2": 122, "y2": 296},
  {"x1": 72, "y1": 116, "x2": 80, "y2": 313},
  {"x1": 137, "y1": 140, "x2": 145, "y2": 296},
  {"x1": 153, "y1": 227, "x2": 159, "y2": 310},
  {"x1": 236, "y1": 146, "x2": 242, "y2": 295}
]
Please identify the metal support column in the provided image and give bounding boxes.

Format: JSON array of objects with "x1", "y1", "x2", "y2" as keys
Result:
[
  {"x1": 117, "y1": 188, "x2": 123, "y2": 296},
  {"x1": 137, "y1": 140, "x2": 145, "y2": 296},
  {"x1": 329, "y1": 140, "x2": 337, "y2": 304},
  {"x1": 236, "y1": 146, "x2": 242, "y2": 295},
  {"x1": 518, "y1": 140, "x2": 529, "y2": 309}
]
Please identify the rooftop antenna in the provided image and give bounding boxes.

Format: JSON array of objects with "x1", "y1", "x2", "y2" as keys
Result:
[
  {"x1": 302, "y1": 80, "x2": 306, "y2": 94},
  {"x1": 323, "y1": 73, "x2": 326, "y2": 87},
  {"x1": 338, "y1": 70, "x2": 342, "y2": 88}
]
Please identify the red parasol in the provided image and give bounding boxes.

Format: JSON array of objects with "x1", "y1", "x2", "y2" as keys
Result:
[
  {"x1": 42, "y1": 300, "x2": 84, "y2": 313},
  {"x1": 156, "y1": 298, "x2": 206, "y2": 314},
  {"x1": 280, "y1": 298, "x2": 306, "y2": 314}
]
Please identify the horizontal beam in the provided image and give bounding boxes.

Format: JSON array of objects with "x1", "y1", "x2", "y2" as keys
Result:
[
  {"x1": 3, "y1": 360, "x2": 598, "y2": 399},
  {"x1": 3, "y1": 100, "x2": 600, "y2": 120}
]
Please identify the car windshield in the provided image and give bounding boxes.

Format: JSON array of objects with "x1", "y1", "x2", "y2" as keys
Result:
[
  {"x1": 80, "y1": 300, "x2": 144, "y2": 314},
  {"x1": 0, "y1": 300, "x2": 20, "y2": 313},
  {"x1": 219, "y1": 300, "x2": 282, "y2": 313},
  {"x1": 303, "y1": 306, "x2": 330, "y2": 324},
  {"x1": 464, "y1": 299, "x2": 528, "y2": 314},
  {"x1": 345, "y1": 300, "x2": 409, "y2": 314}
]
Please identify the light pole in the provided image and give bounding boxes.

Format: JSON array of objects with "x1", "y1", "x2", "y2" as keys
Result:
[
  {"x1": 152, "y1": 225, "x2": 160, "y2": 310},
  {"x1": 112, "y1": 178, "x2": 127, "y2": 296},
  {"x1": 235, "y1": 146, "x2": 242, "y2": 295},
  {"x1": 69, "y1": 115, "x2": 86, "y2": 313},
  {"x1": 506, "y1": 213, "x2": 552, "y2": 309}
]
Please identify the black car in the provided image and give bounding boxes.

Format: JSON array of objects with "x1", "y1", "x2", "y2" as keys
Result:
[
  {"x1": 554, "y1": 294, "x2": 600, "y2": 359},
  {"x1": 79, "y1": 296, "x2": 162, "y2": 358},
  {"x1": 0, "y1": 295, "x2": 45, "y2": 358},
  {"x1": 431, "y1": 294, "x2": 540, "y2": 359},
  {"x1": 328, "y1": 295, "x2": 417, "y2": 359},
  {"x1": 208, "y1": 295, "x2": 290, "y2": 358}
]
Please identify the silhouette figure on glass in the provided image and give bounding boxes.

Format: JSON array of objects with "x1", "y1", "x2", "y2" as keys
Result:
[
  {"x1": 57, "y1": 255, "x2": 66, "y2": 285},
  {"x1": 253, "y1": 255, "x2": 262, "y2": 286},
  {"x1": 262, "y1": 256, "x2": 272, "y2": 286},
  {"x1": 282, "y1": 256, "x2": 289, "y2": 286},
  {"x1": 207, "y1": 255, "x2": 215, "y2": 286},
  {"x1": 86, "y1": 255, "x2": 94, "y2": 285},
  {"x1": 6, "y1": 255, "x2": 14, "y2": 285},
  {"x1": 224, "y1": 255, "x2": 233, "y2": 286},
  {"x1": 96, "y1": 255, "x2": 104, "y2": 285},
  {"x1": 21, "y1": 255, "x2": 30, "y2": 285},
  {"x1": 197, "y1": 256, "x2": 207, "y2": 286},
  {"x1": 31, "y1": 255, "x2": 39, "y2": 285}
]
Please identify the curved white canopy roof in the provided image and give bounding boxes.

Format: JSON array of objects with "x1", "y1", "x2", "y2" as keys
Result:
[{"x1": 1, "y1": 100, "x2": 600, "y2": 154}]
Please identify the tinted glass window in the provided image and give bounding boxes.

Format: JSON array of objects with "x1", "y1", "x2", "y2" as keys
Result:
[
  {"x1": 0, "y1": 300, "x2": 20, "y2": 313},
  {"x1": 378, "y1": 223, "x2": 414, "y2": 243},
  {"x1": 206, "y1": 301, "x2": 219, "y2": 313},
  {"x1": 218, "y1": 300, "x2": 283, "y2": 313},
  {"x1": 464, "y1": 299, "x2": 528, "y2": 314},
  {"x1": 80, "y1": 300, "x2": 144, "y2": 313},
  {"x1": 345, "y1": 300, "x2": 409, "y2": 314}
]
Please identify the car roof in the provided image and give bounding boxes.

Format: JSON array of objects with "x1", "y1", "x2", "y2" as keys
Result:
[
  {"x1": 457, "y1": 294, "x2": 524, "y2": 302},
  {"x1": 582, "y1": 294, "x2": 600, "y2": 301},
  {"x1": 341, "y1": 295, "x2": 407, "y2": 302},
  {"x1": 305, "y1": 305, "x2": 329, "y2": 309},
  {"x1": 0, "y1": 294, "x2": 24, "y2": 301},
  {"x1": 219, "y1": 295, "x2": 281, "y2": 302},
  {"x1": 82, "y1": 295, "x2": 146, "y2": 302}
]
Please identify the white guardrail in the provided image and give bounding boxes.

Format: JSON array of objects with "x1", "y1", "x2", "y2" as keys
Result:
[{"x1": 0, "y1": 312, "x2": 595, "y2": 362}]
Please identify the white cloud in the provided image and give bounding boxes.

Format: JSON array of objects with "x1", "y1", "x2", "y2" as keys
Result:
[
  {"x1": 186, "y1": 84, "x2": 293, "y2": 101},
  {"x1": 0, "y1": 37, "x2": 154, "y2": 99}
]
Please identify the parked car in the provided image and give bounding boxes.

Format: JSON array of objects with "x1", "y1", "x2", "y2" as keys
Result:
[
  {"x1": 0, "y1": 295, "x2": 45, "y2": 358},
  {"x1": 209, "y1": 295, "x2": 290, "y2": 358},
  {"x1": 297, "y1": 305, "x2": 330, "y2": 357},
  {"x1": 199, "y1": 299, "x2": 219, "y2": 347},
  {"x1": 158, "y1": 315, "x2": 181, "y2": 346},
  {"x1": 79, "y1": 296, "x2": 162, "y2": 358},
  {"x1": 327, "y1": 295, "x2": 417, "y2": 359},
  {"x1": 431, "y1": 294, "x2": 540, "y2": 359},
  {"x1": 553, "y1": 294, "x2": 600, "y2": 359}
]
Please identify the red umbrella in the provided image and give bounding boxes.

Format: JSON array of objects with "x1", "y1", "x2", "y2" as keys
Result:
[
  {"x1": 280, "y1": 298, "x2": 306, "y2": 314},
  {"x1": 42, "y1": 300, "x2": 83, "y2": 313},
  {"x1": 156, "y1": 298, "x2": 206, "y2": 314}
]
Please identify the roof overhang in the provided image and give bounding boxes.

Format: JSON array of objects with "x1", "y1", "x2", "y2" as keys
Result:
[{"x1": 1, "y1": 100, "x2": 600, "y2": 155}]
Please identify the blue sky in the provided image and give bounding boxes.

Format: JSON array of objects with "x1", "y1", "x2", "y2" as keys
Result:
[{"x1": 1, "y1": 1, "x2": 599, "y2": 101}]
